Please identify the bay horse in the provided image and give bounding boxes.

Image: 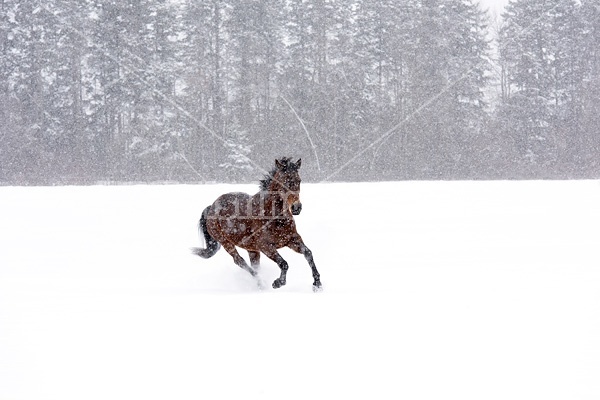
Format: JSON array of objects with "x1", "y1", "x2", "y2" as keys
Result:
[{"x1": 191, "y1": 157, "x2": 322, "y2": 292}]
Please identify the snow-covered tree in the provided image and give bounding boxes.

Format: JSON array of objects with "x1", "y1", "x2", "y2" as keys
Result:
[
  {"x1": 3, "y1": 0, "x2": 597, "y2": 183},
  {"x1": 578, "y1": 0, "x2": 600, "y2": 173},
  {"x1": 498, "y1": 0, "x2": 582, "y2": 167},
  {"x1": 364, "y1": 0, "x2": 491, "y2": 179}
]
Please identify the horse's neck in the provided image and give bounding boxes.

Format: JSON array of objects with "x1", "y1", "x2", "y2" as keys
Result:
[{"x1": 254, "y1": 188, "x2": 285, "y2": 216}]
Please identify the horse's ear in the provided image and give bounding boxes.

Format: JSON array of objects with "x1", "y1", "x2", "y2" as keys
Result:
[
  {"x1": 275, "y1": 159, "x2": 284, "y2": 170},
  {"x1": 295, "y1": 158, "x2": 302, "y2": 169}
]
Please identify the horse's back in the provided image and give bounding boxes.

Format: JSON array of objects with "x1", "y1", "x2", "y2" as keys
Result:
[
  {"x1": 207, "y1": 192, "x2": 257, "y2": 249},
  {"x1": 207, "y1": 190, "x2": 299, "y2": 251},
  {"x1": 210, "y1": 192, "x2": 252, "y2": 217}
]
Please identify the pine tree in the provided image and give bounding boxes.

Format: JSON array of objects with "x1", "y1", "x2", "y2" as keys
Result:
[
  {"x1": 363, "y1": 0, "x2": 490, "y2": 179},
  {"x1": 280, "y1": 0, "x2": 353, "y2": 178},
  {"x1": 225, "y1": 0, "x2": 286, "y2": 178},
  {"x1": 40, "y1": 1, "x2": 92, "y2": 181},
  {"x1": 1, "y1": 1, "x2": 52, "y2": 182},
  {"x1": 498, "y1": 0, "x2": 581, "y2": 169},
  {"x1": 579, "y1": 0, "x2": 600, "y2": 173},
  {"x1": 178, "y1": 0, "x2": 230, "y2": 180}
]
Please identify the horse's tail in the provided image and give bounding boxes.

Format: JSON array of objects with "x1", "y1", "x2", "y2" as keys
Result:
[{"x1": 191, "y1": 206, "x2": 221, "y2": 259}]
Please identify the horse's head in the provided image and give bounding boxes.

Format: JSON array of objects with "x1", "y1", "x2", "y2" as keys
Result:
[{"x1": 273, "y1": 158, "x2": 303, "y2": 215}]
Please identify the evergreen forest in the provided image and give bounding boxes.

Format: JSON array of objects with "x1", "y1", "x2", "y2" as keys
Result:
[{"x1": 1, "y1": 0, "x2": 599, "y2": 184}]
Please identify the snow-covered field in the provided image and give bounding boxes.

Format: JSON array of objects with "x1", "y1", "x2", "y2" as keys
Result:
[{"x1": 1, "y1": 181, "x2": 599, "y2": 400}]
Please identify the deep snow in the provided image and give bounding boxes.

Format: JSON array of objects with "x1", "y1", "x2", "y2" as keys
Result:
[{"x1": 1, "y1": 181, "x2": 599, "y2": 400}]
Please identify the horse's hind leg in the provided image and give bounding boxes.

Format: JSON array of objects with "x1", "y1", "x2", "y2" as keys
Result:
[
  {"x1": 221, "y1": 242, "x2": 257, "y2": 278},
  {"x1": 248, "y1": 251, "x2": 261, "y2": 272}
]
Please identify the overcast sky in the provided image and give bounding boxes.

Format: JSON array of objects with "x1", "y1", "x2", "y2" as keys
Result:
[
  {"x1": 480, "y1": 0, "x2": 508, "y2": 14},
  {"x1": 480, "y1": 0, "x2": 510, "y2": 17}
]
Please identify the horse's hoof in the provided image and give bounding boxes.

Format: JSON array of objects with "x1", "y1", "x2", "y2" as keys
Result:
[
  {"x1": 312, "y1": 282, "x2": 323, "y2": 293},
  {"x1": 272, "y1": 279, "x2": 285, "y2": 289}
]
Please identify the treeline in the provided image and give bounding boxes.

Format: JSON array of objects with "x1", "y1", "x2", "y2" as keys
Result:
[
  {"x1": 1, "y1": 0, "x2": 599, "y2": 185},
  {"x1": 496, "y1": 0, "x2": 600, "y2": 179}
]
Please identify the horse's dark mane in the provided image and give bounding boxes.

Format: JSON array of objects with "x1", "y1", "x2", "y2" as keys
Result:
[
  {"x1": 259, "y1": 157, "x2": 298, "y2": 191},
  {"x1": 259, "y1": 170, "x2": 276, "y2": 191}
]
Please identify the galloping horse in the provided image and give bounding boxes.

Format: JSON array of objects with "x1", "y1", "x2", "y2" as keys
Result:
[{"x1": 191, "y1": 157, "x2": 322, "y2": 292}]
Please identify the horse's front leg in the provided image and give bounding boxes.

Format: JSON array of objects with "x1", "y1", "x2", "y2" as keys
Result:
[
  {"x1": 262, "y1": 248, "x2": 289, "y2": 289},
  {"x1": 288, "y1": 236, "x2": 322, "y2": 292}
]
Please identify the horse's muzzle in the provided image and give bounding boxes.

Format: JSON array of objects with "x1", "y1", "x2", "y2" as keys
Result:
[{"x1": 291, "y1": 203, "x2": 302, "y2": 215}]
